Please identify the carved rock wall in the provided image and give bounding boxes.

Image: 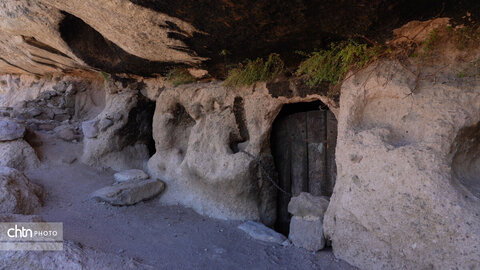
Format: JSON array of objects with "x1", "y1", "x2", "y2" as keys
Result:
[
  {"x1": 147, "y1": 81, "x2": 334, "y2": 224},
  {"x1": 324, "y1": 37, "x2": 480, "y2": 269}
]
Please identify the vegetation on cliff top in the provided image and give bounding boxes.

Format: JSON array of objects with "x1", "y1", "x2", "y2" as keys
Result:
[
  {"x1": 171, "y1": 23, "x2": 479, "y2": 92},
  {"x1": 166, "y1": 68, "x2": 195, "y2": 87},
  {"x1": 296, "y1": 41, "x2": 383, "y2": 97},
  {"x1": 224, "y1": 53, "x2": 284, "y2": 87}
]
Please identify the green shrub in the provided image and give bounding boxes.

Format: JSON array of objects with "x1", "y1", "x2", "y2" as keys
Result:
[
  {"x1": 224, "y1": 53, "x2": 284, "y2": 87},
  {"x1": 422, "y1": 29, "x2": 439, "y2": 52},
  {"x1": 166, "y1": 68, "x2": 195, "y2": 87},
  {"x1": 296, "y1": 41, "x2": 382, "y2": 89}
]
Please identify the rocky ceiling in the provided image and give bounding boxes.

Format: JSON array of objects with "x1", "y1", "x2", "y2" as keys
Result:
[{"x1": 0, "y1": 0, "x2": 478, "y2": 77}]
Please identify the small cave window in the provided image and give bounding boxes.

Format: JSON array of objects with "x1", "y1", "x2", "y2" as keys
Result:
[
  {"x1": 167, "y1": 103, "x2": 195, "y2": 159},
  {"x1": 270, "y1": 100, "x2": 337, "y2": 234},
  {"x1": 229, "y1": 97, "x2": 250, "y2": 154},
  {"x1": 451, "y1": 122, "x2": 480, "y2": 199},
  {"x1": 117, "y1": 96, "x2": 156, "y2": 157}
]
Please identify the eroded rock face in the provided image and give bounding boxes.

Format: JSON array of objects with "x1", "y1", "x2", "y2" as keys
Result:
[
  {"x1": 147, "y1": 83, "x2": 277, "y2": 223},
  {"x1": 0, "y1": 73, "x2": 106, "y2": 121},
  {"x1": 0, "y1": 0, "x2": 478, "y2": 76},
  {"x1": 147, "y1": 81, "x2": 337, "y2": 224},
  {"x1": 324, "y1": 35, "x2": 480, "y2": 269},
  {"x1": 82, "y1": 80, "x2": 155, "y2": 171},
  {"x1": 0, "y1": 167, "x2": 43, "y2": 214}
]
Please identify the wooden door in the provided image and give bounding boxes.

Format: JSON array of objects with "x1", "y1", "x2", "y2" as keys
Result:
[{"x1": 271, "y1": 107, "x2": 337, "y2": 234}]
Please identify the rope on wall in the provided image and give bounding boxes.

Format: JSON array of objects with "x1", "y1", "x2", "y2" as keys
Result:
[{"x1": 240, "y1": 150, "x2": 292, "y2": 196}]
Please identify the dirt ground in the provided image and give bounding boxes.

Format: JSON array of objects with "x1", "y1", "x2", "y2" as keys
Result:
[{"x1": 21, "y1": 133, "x2": 356, "y2": 270}]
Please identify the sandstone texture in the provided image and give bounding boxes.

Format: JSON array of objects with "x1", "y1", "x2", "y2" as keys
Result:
[
  {"x1": 82, "y1": 80, "x2": 154, "y2": 171},
  {"x1": 82, "y1": 119, "x2": 99, "y2": 139},
  {"x1": 91, "y1": 178, "x2": 165, "y2": 206},
  {"x1": 288, "y1": 192, "x2": 330, "y2": 218},
  {"x1": 238, "y1": 221, "x2": 287, "y2": 244},
  {"x1": 0, "y1": 166, "x2": 43, "y2": 214},
  {"x1": 0, "y1": 120, "x2": 25, "y2": 141},
  {"x1": 324, "y1": 21, "x2": 480, "y2": 270},
  {"x1": 289, "y1": 216, "x2": 326, "y2": 252},
  {"x1": 0, "y1": 139, "x2": 40, "y2": 171},
  {"x1": 0, "y1": 0, "x2": 474, "y2": 76}
]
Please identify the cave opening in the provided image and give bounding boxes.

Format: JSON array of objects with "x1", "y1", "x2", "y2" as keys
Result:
[
  {"x1": 451, "y1": 121, "x2": 480, "y2": 199},
  {"x1": 270, "y1": 100, "x2": 337, "y2": 235},
  {"x1": 116, "y1": 95, "x2": 157, "y2": 158}
]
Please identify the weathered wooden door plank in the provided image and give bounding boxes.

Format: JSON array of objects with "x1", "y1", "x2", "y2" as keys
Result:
[
  {"x1": 289, "y1": 112, "x2": 308, "y2": 196},
  {"x1": 307, "y1": 110, "x2": 327, "y2": 196},
  {"x1": 271, "y1": 115, "x2": 292, "y2": 234}
]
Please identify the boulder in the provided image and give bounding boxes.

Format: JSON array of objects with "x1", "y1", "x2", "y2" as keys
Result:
[
  {"x1": 91, "y1": 178, "x2": 165, "y2": 206},
  {"x1": 82, "y1": 119, "x2": 99, "y2": 139},
  {"x1": 289, "y1": 216, "x2": 326, "y2": 252},
  {"x1": 0, "y1": 167, "x2": 44, "y2": 214},
  {"x1": 238, "y1": 221, "x2": 286, "y2": 244},
  {"x1": 0, "y1": 140, "x2": 40, "y2": 171},
  {"x1": 114, "y1": 169, "x2": 149, "y2": 183},
  {"x1": 288, "y1": 192, "x2": 330, "y2": 218},
  {"x1": 0, "y1": 120, "x2": 25, "y2": 141}
]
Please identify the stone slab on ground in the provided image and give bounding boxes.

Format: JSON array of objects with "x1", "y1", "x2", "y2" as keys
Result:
[
  {"x1": 238, "y1": 221, "x2": 286, "y2": 244},
  {"x1": 114, "y1": 169, "x2": 149, "y2": 183},
  {"x1": 91, "y1": 178, "x2": 165, "y2": 206},
  {"x1": 289, "y1": 216, "x2": 326, "y2": 252}
]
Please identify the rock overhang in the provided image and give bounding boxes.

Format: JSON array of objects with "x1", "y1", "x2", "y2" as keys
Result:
[{"x1": 0, "y1": 0, "x2": 479, "y2": 77}]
